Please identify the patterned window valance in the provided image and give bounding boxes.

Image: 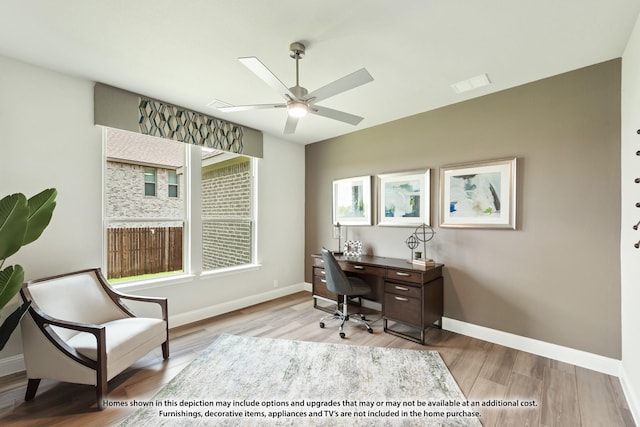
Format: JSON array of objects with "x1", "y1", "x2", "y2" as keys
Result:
[{"x1": 94, "y1": 83, "x2": 263, "y2": 158}]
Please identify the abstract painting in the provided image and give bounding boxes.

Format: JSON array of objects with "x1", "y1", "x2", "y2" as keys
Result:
[
  {"x1": 440, "y1": 158, "x2": 516, "y2": 229},
  {"x1": 377, "y1": 169, "x2": 430, "y2": 226},
  {"x1": 332, "y1": 176, "x2": 372, "y2": 226}
]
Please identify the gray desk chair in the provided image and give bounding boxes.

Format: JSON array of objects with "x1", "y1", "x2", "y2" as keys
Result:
[{"x1": 319, "y1": 247, "x2": 374, "y2": 338}]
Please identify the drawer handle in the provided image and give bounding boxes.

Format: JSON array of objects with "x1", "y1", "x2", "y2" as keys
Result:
[
  {"x1": 353, "y1": 265, "x2": 365, "y2": 270},
  {"x1": 321, "y1": 279, "x2": 327, "y2": 283},
  {"x1": 320, "y1": 270, "x2": 326, "y2": 275},
  {"x1": 395, "y1": 272, "x2": 411, "y2": 277},
  {"x1": 394, "y1": 296, "x2": 409, "y2": 302},
  {"x1": 394, "y1": 285, "x2": 410, "y2": 291}
]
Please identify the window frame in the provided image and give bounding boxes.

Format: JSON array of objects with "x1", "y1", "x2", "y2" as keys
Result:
[
  {"x1": 200, "y1": 154, "x2": 257, "y2": 273},
  {"x1": 144, "y1": 167, "x2": 157, "y2": 197},
  {"x1": 168, "y1": 170, "x2": 179, "y2": 198},
  {"x1": 102, "y1": 128, "x2": 260, "y2": 289}
]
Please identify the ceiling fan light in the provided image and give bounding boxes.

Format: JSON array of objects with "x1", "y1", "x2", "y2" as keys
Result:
[{"x1": 288, "y1": 101, "x2": 308, "y2": 118}]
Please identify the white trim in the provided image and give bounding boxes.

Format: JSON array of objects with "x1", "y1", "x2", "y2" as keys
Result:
[
  {"x1": 168, "y1": 282, "x2": 307, "y2": 328},
  {"x1": 442, "y1": 317, "x2": 621, "y2": 377},
  {"x1": 113, "y1": 273, "x2": 196, "y2": 292},
  {"x1": 303, "y1": 281, "x2": 312, "y2": 292},
  {"x1": 620, "y1": 366, "x2": 640, "y2": 426},
  {"x1": 0, "y1": 354, "x2": 25, "y2": 377}
]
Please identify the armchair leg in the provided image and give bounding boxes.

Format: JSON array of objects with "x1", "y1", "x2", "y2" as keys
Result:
[
  {"x1": 25, "y1": 378, "x2": 41, "y2": 401},
  {"x1": 96, "y1": 369, "x2": 107, "y2": 410},
  {"x1": 162, "y1": 341, "x2": 170, "y2": 359},
  {"x1": 96, "y1": 381, "x2": 106, "y2": 410}
]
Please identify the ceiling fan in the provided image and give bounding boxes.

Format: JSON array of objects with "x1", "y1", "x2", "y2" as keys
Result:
[{"x1": 217, "y1": 42, "x2": 374, "y2": 134}]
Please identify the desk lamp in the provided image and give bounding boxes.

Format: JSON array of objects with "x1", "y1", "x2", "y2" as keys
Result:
[{"x1": 332, "y1": 222, "x2": 344, "y2": 255}]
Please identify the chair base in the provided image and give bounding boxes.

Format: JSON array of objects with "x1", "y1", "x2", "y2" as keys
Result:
[{"x1": 319, "y1": 309, "x2": 374, "y2": 339}]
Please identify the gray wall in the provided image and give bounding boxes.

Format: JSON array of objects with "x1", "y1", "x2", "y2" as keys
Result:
[{"x1": 305, "y1": 59, "x2": 621, "y2": 359}]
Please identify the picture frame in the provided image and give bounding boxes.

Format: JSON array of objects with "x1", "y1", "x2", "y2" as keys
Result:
[
  {"x1": 343, "y1": 240, "x2": 363, "y2": 257},
  {"x1": 332, "y1": 175, "x2": 372, "y2": 226},
  {"x1": 377, "y1": 169, "x2": 431, "y2": 227},
  {"x1": 440, "y1": 158, "x2": 517, "y2": 229}
]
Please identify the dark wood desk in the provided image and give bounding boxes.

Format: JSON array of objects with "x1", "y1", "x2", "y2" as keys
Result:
[{"x1": 311, "y1": 254, "x2": 444, "y2": 344}]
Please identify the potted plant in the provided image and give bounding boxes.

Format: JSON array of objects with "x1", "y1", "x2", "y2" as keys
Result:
[{"x1": 0, "y1": 188, "x2": 57, "y2": 351}]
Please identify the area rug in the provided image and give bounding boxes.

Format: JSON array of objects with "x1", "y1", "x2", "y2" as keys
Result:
[{"x1": 121, "y1": 334, "x2": 481, "y2": 426}]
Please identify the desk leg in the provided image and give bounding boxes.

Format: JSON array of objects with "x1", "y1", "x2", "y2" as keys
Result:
[{"x1": 383, "y1": 319, "x2": 427, "y2": 345}]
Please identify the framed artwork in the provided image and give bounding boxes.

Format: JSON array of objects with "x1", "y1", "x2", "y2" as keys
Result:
[
  {"x1": 377, "y1": 169, "x2": 430, "y2": 226},
  {"x1": 440, "y1": 158, "x2": 517, "y2": 229},
  {"x1": 332, "y1": 176, "x2": 372, "y2": 226}
]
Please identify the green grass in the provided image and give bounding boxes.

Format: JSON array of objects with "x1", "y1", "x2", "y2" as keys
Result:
[{"x1": 108, "y1": 270, "x2": 182, "y2": 284}]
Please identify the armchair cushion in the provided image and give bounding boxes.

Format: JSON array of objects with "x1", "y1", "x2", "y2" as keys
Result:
[{"x1": 67, "y1": 317, "x2": 167, "y2": 377}]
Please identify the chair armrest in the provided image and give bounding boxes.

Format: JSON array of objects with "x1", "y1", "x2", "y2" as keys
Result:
[
  {"x1": 25, "y1": 303, "x2": 106, "y2": 369},
  {"x1": 93, "y1": 268, "x2": 168, "y2": 322},
  {"x1": 108, "y1": 289, "x2": 168, "y2": 322}
]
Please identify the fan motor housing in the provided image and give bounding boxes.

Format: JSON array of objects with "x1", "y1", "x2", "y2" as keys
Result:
[{"x1": 289, "y1": 85, "x2": 308, "y2": 98}]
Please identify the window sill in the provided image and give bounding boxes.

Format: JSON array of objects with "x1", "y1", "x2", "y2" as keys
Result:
[
  {"x1": 110, "y1": 264, "x2": 262, "y2": 292},
  {"x1": 199, "y1": 263, "x2": 262, "y2": 279},
  {"x1": 112, "y1": 273, "x2": 196, "y2": 293}
]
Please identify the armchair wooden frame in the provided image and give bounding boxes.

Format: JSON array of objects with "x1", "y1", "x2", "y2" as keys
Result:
[{"x1": 20, "y1": 268, "x2": 169, "y2": 410}]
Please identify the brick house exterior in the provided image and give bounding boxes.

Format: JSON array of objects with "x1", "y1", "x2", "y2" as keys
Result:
[
  {"x1": 106, "y1": 128, "x2": 184, "y2": 226},
  {"x1": 105, "y1": 128, "x2": 252, "y2": 271},
  {"x1": 202, "y1": 159, "x2": 252, "y2": 269}
]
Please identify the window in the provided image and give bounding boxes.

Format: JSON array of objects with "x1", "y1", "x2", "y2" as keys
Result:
[
  {"x1": 201, "y1": 155, "x2": 255, "y2": 270},
  {"x1": 105, "y1": 128, "x2": 185, "y2": 282},
  {"x1": 168, "y1": 171, "x2": 178, "y2": 198},
  {"x1": 144, "y1": 168, "x2": 156, "y2": 196},
  {"x1": 104, "y1": 127, "x2": 257, "y2": 284}
]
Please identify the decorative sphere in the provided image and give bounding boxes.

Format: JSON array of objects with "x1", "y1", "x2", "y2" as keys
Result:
[
  {"x1": 414, "y1": 224, "x2": 435, "y2": 243},
  {"x1": 405, "y1": 234, "x2": 419, "y2": 250}
]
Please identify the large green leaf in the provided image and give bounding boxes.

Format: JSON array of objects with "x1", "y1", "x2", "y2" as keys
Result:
[
  {"x1": 0, "y1": 194, "x2": 29, "y2": 260},
  {"x1": 0, "y1": 301, "x2": 30, "y2": 352},
  {"x1": 0, "y1": 265, "x2": 24, "y2": 310},
  {"x1": 23, "y1": 188, "x2": 57, "y2": 246}
]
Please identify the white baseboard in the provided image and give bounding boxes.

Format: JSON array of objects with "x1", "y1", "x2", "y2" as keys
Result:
[
  {"x1": 442, "y1": 317, "x2": 621, "y2": 377},
  {"x1": 0, "y1": 354, "x2": 25, "y2": 377},
  {"x1": 168, "y1": 282, "x2": 307, "y2": 328},
  {"x1": 620, "y1": 366, "x2": 640, "y2": 426},
  {"x1": 0, "y1": 290, "x2": 624, "y2": 384}
]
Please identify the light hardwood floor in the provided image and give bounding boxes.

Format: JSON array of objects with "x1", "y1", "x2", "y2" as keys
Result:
[{"x1": 0, "y1": 291, "x2": 635, "y2": 426}]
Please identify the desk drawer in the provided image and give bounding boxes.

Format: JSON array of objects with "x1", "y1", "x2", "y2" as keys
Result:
[
  {"x1": 342, "y1": 263, "x2": 384, "y2": 276},
  {"x1": 313, "y1": 275, "x2": 337, "y2": 301},
  {"x1": 384, "y1": 281, "x2": 422, "y2": 299},
  {"x1": 385, "y1": 269, "x2": 423, "y2": 284},
  {"x1": 384, "y1": 293, "x2": 421, "y2": 325},
  {"x1": 313, "y1": 266, "x2": 326, "y2": 278}
]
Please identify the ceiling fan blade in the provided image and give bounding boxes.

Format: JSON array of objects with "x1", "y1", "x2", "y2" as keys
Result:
[
  {"x1": 218, "y1": 103, "x2": 286, "y2": 112},
  {"x1": 304, "y1": 68, "x2": 373, "y2": 103},
  {"x1": 311, "y1": 105, "x2": 364, "y2": 126},
  {"x1": 238, "y1": 57, "x2": 295, "y2": 100},
  {"x1": 283, "y1": 115, "x2": 299, "y2": 134}
]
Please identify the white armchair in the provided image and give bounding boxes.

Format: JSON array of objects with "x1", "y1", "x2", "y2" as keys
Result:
[{"x1": 20, "y1": 268, "x2": 169, "y2": 410}]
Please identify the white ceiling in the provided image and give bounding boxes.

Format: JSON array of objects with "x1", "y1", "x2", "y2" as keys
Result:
[{"x1": 1, "y1": 1, "x2": 639, "y2": 145}]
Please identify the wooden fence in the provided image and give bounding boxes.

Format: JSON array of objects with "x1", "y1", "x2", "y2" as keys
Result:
[{"x1": 107, "y1": 227, "x2": 183, "y2": 279}]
